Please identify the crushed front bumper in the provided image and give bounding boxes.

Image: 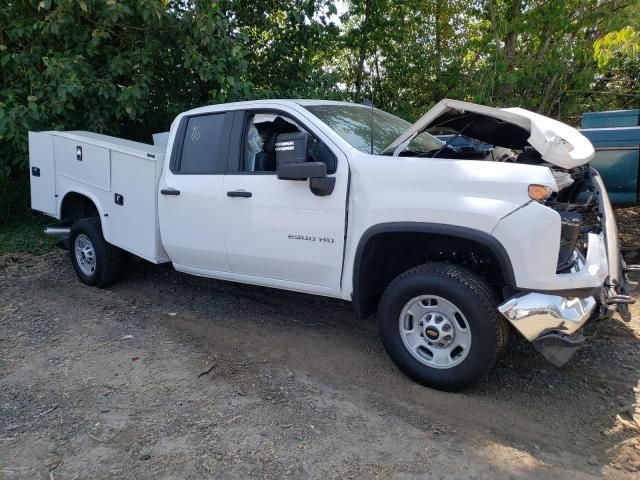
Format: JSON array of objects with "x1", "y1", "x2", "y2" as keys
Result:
[
  {"x1": 498, "y1": 294, "x2": 596, "y2": 342},
  {"x1": 497, "y1": 168, "x2": 635, "y2": 366}
]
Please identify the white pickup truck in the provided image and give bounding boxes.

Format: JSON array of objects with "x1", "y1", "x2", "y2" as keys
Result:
[{"x1": 28, "y1": 99, "x2": 636, "y2": 391}]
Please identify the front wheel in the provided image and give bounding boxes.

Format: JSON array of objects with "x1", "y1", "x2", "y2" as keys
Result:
[
  {"x1": 69, "y1": 218, "x2": 123, "y2": 287},
  {"x1": 378, "y1": 263, "x2": 508, "y2": 391}
]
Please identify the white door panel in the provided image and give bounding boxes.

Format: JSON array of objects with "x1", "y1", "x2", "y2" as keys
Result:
[
  {"x1": 223, "y1": 173, "x2": 347, "y2": 289},
  {"x1": 158, "y1": 175, "x2": 230, "y2": 271},
  {"x1": 158, "y1": 111, "x2": 232, "y2": 272}
]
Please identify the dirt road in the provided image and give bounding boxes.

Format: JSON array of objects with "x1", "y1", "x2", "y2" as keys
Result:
[{"x1": 1, "y1": 250, "x2": 639, "y2": 479}]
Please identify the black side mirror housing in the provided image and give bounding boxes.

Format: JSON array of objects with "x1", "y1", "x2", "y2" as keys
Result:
[
  {"x1": 277, "y1": 161, "x2": 327, "y2": 180},
  {"x1": 309, "y1": 176, "x2": 336, "y2": 196}
]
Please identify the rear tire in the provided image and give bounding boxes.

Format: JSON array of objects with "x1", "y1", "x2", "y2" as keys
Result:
[
  {"x1": 69, "y1": 218, "x2": 123, "y2": 287},
  {"x1": 378, "y1": 262, "x2": 508, "y2": 391}
]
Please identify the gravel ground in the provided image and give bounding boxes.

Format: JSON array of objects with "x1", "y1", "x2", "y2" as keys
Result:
[{"x1": 1, "y1": 221, "x2": 640, "y2": 479}]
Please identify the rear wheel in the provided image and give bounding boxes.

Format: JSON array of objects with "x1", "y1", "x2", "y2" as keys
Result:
[
  {"x1": 69, "y1": 218, "x2": 123, "y2": 287},
  {"x1": 378, "y1": 262, "x2": 508, "y2": 391}
]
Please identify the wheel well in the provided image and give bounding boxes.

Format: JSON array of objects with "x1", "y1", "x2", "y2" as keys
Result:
[
  {"x1": 60, "y1": 192, "x2": 100, "y2": 225},
  {"x1": 353, "y1": 227, "x2": 515, "y2": 319}
]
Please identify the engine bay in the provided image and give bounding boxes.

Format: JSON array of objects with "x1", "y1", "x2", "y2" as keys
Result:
[{"x1": 421, "y1": 115, "x2": 601, "y2": 275}]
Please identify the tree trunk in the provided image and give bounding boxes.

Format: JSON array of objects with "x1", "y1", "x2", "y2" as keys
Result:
[
  {"x1": 503, "y1": 0, "x2": 522, "y2": 68},
  {"x1": 354, "y1": 0, "x2": 372, "y2": 103},
  {"x1": 487, "y1": 0, "x2": 500, "y2": 51}
]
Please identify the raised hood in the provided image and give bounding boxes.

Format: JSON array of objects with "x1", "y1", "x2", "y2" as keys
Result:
[{"x1": 385, "y1": 99, "x2": 594, "y2": 169}]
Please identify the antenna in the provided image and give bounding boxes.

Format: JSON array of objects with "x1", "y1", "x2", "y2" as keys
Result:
[{"x1": 370, "y1": 96, "x2": 374, "y2": 155}]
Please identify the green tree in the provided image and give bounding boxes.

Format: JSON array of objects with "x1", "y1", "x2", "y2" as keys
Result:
[
  {"x1": 339, "y1": 0, "x2": 638, "y2": 121},
  {"x1": 0, "y1": 0, "x2": 248, "y2": 217},
  {"x1": 231, "y1": 0, "x2": 343, "y2": 98},
  {"x1": 594, "y1": 0, "x2": 640, "y2": 67}
]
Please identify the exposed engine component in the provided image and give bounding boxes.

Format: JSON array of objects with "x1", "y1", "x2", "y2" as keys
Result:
[
  {"x1": 552, "y1": 171, "x2": 575, "y2": 192},
  {"x1": 557, "y1": 211, "x2": 582, "y2": 272}
]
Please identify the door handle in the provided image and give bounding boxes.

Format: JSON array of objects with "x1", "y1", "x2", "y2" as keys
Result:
[
  {"x1": 160, "y1": 188, "x2": 181, "y2": 196},
  {"x1": 227, "y1": 190, "x2": 252, "y2": 198}
]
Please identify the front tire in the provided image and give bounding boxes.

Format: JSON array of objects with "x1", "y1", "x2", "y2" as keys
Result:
[
  {"x1": 378, "y1": 263, "x2": 508, "y2": 391},
  {"x1": 69, "y1": 218, "x2": 123, "y2": 287}
]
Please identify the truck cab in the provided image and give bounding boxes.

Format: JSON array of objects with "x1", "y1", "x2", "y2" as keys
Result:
[{"x1": 157, "y1": 101, "x2": 350, "y2": 297}]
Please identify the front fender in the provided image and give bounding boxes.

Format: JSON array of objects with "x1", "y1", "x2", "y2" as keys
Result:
[{"x1": 491, "y1": 201, "x2": 608, "y2": 292}]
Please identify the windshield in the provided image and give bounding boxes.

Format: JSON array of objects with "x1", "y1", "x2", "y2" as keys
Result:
[{"x1": 304, "y1": 104, "x2": 442, "y2": 155}]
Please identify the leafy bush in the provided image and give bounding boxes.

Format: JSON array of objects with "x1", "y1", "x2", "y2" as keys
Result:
[{"x1": 0, "y1": 0, "x2": 250, "y2": 220}]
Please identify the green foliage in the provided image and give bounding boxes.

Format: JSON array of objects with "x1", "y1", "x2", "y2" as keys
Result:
[
  {"x1": 595, "y1": 26, "x2": 640, "y2": 67},
  {"x1": 339, "y1": 0, "x2": 639, "y2": 121},
  {"x1": 0, "y1": 215, "x2": 58, "y2": 255},
  {"x1": 593, "y1": 0, "x2": 640, "y2": 67},
  {"x1": 0, "y1": 0, "x2": 249, "y2": 216},
  {"x1": 232, "y1": 0, "x2": 343, "y2": 98}
]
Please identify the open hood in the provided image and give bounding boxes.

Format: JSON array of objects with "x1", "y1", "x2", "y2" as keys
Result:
[{"x1": 384, "y1": 99, "x2": 595, "y2": 169}]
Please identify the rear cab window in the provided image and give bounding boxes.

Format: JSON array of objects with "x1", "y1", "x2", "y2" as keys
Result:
[{"x1": 170, "y1": 112, "x2": 234, "y2": 174}]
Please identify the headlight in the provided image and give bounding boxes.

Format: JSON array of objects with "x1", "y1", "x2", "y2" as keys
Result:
[{"x1": 528, "y1": 184, "x2": 553, "y2": 201}]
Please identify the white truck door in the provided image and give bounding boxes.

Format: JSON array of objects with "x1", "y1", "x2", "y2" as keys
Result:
[
  {"x1": 158, "y1": 112, "x2": 234, "y2": 272},
  {"x1": 223, "y1": 109, "x2": 348, "y2": 291}
]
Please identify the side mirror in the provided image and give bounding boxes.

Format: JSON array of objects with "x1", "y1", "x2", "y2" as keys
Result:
[
  {"x1": 275, "y1": 132, "x2": 312, "y2": 179},
  {"x1": 275, "y1": 132, "x2": 336, "y2": 196}
]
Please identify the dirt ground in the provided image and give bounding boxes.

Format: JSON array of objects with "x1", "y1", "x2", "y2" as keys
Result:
[{"x1": 2, "y1": 219, "x2": 640, "y2": 479}]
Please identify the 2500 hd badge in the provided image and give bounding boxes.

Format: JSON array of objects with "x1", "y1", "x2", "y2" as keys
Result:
[{"x1": 288, "y1": 234, "x2": 335, "y2": 244}]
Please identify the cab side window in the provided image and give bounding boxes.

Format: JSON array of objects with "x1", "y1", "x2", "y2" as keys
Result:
[
  {"x1": 173, "y1": 113, "x2": 230, "y2": 174},
  {"x1": 242, "y1": 112, "x2": 337, "y2": 174}
]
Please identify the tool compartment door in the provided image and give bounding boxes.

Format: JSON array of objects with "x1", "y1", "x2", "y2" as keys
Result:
[
  {"x1": 53, "y1": 136, "x2": 111, "y2": 191},
  {"x1": 109, "y1": 151, "x2": 163, "y2": 262},
  {"x1": 28, "y1": 132, "x2": 57, "y2": 215}
]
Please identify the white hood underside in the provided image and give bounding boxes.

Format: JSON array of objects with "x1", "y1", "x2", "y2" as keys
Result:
[{"x1": 385, "y1": 99, "x2": 595, "y2": 169}]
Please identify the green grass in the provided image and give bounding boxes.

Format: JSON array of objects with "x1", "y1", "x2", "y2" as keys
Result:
[{"x1": 0, "y1": 215, "x2": 59, "y2": 255}]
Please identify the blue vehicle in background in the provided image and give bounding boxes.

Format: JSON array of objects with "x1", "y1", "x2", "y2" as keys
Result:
[{"x1": 580, "y1": 109, "x2": 640, "y2": 206}]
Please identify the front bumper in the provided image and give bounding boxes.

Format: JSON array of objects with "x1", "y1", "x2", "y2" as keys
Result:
[
  {"x1": 498, "y1": 293, "x2": 596, "y2": 342},
  {"x1": 497, "y1": 168, "x2": 635, "y2": 365}
]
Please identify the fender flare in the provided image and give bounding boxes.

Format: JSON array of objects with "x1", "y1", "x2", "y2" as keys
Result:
[
  {"x1": 352, "y1": 222, "x2": 517, "y2": 318},
  {"x1": 58, "y1": 189, "x2": 108, "y2": 237}
]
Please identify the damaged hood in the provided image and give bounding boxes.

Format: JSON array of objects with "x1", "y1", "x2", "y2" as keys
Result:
[{"x1": 384, "y1": 99, "x2": 594, "y2": 169}]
